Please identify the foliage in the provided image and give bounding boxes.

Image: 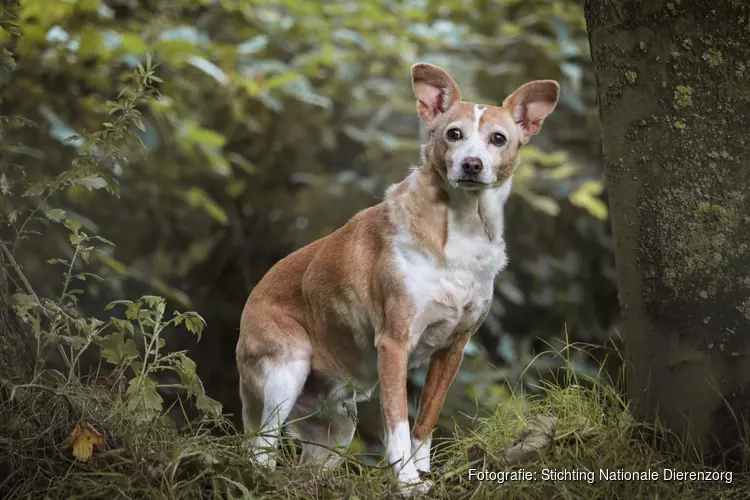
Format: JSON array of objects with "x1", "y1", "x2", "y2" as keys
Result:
[
  {"x1": 1, "y1": 29, "x2": 220, "y2": 427},
  {"x1": 1, "y1": 0, "x2": 616, "y2": 455},
  {"x1": 0, "y1": 28, "x2": 225, "y2": 489},
  {"x1": 2, "y1": 343, "x2": 748, "y2": 499}
]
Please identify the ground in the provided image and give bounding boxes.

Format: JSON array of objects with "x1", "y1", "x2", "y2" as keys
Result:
[{"x1": 2, "y1": 350, "x2": 748, "y2": 499}]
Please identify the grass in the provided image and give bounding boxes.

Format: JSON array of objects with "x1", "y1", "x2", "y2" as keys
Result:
[{"x1": 1, "y1": 347, "x2": 748, "y2": 500}]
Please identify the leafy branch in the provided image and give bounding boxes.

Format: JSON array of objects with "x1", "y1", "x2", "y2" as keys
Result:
[
  {"x1": 8, "y1": 54, "x2": 162, "y2": 257},
  {"x1": 2, "y1": 50, "x2": 221, "y2": 424}
]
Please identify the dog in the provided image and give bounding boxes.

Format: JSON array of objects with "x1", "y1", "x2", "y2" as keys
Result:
[{"x1": 236, "y1": 62, "x2": 559, "y2": 495}]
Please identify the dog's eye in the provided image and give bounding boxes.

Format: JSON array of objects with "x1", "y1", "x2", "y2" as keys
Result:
[
  {"x1": 446, "y1": 128, "x2": 462, "y2": 141},
  {"x1": 490, "y1": 133, "x2": 507, "y2": 146}
]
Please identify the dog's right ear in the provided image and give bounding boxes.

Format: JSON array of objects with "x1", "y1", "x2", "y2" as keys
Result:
[{"x1": 411, "y1": 63, "x2": 462, "y2": 125}]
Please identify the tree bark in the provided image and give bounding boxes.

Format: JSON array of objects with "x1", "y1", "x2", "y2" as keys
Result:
[
  {"x1": 0, "y1": 283, "x2": 34, "y2": 385},
  {"x1": 585, "y1": 0, "x2": 750, "y2": 461},
  {"x1": 0, "y1": 243, "x2": 34, "y2": 384}
]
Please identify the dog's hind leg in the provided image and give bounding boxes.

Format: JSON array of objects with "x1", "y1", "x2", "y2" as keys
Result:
[
  {"x1": 239, "y1": 358, "x2": 310, "y2": 468},
  {"x1": 237, "y1": 306, "x2": 314, "y2": 467},
  {"x1": 288, "y1": 396, "x2": 356, "y2": 470},
  {"x1": 237, "y1": 318, "x2": 311, "y2": 467}
]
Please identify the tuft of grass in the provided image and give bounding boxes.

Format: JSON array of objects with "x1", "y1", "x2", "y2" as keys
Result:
[
  {"x1": 0, "y1": 377, "x2": 262, "y2": 499},
  {"x1": 430, "y1": 338, "x2": 750, "y2": 499},
  {"x1": 2, "y1": 341, "x2": 749, "y2": 499}
]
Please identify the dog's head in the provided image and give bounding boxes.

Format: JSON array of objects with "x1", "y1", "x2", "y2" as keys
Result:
[{"x1": 411, "y1": 63, "x2": 559, "y2": 190}]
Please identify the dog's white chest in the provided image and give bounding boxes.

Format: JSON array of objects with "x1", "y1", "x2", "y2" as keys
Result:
[{"x1": 394, "y1": 225, "x2": 507, "y2": 367}]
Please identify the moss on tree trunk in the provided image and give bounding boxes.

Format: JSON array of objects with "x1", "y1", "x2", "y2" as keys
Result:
[{"x1": 585, "y1": 0, "x2": 750, "y2": 461}]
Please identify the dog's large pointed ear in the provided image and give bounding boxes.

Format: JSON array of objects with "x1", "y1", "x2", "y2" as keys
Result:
[
  {"x1": 503, "y1": 80, "x2": 560, "y2": 143},
  {"x1": 411, "y1": 63, "x2": 462, "y2": 125}
]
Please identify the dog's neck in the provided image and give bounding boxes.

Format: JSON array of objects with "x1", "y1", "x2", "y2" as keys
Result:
[
  {"x1": 441, "y1": 168, "x2": 511, "y2": 242},
  {"x1": 386, "y1": 162, "x2": 511, "y2": 262}
]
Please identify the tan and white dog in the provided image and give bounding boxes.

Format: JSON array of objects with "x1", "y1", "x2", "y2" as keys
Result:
[{"x1": 236, "y1": 63, "x2": 559, "y2": 494}]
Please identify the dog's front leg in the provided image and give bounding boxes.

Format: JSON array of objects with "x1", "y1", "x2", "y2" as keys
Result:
[
  {"x1": 377, "y1": 335, "x2": 426, "y2": 495},
  {"x1": 411, "y1": 314, "x2": 487, "y2": 476}
]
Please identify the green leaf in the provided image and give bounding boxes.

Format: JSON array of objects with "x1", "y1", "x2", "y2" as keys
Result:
[
  {"x1": 220, "y1": 476, "x2": 252, "y2": 500},
  {"x1": 74, "y1": 272, "x2": 104, "y2": 282},
  {"x1": 97, "y1": 254, "x2": 130, "y2": 276},
  {"x1": 63, "y1": 218, "x2": 82, "y2": 232},
  {"x1": 141, "y1": 295, "x2": 166, "y2": 317},
  {"x1": 78, "y1": 28, "x2": 102, "y2": 59},
  {"x1": 121, "y1": 32, "x2": 148, "y2": 55},
  {"x1": 73, "y1": 318, "x2": 89, "y2": 334},
  {"x1": 78, "y1": 174, "x2": 108, "y2": 191},
  {"x1": 106, "y1": 299, "x2": 142, "y2": 320},
  {"x1": 196, "y1": 393, "x2": 223, "y2": 417},
  {"x1": 185, "y1": 126, "x2": 226, "y2": 149},
  {"x1": 60, "y1": 335, "x2": 86, "y2": 350},
  {"x1": 91, "y1": 235, "x2": 116, "y2": 247},
  {"x1": 79, "y1": 246, "x2": 93, "y2": 263},
  {"x1": 185, "y1": 55, "x2": 229, "y2": 86},
  {"x1": 44, "y1": 208, "x2": 66, "y2": 222},
  {"x1": 22, "y1": 183, "x2": 46, "y2": 197},
  {"x1": 575, "y1": 179, "x2": 604, "y2": 196},
  {"x1": 69, "y1": 232, "x2": 87, "y2": 246},
  {"x1": 96, "y1": 331, "x2": 139, "y2": 365},
  {"x1": 525, "y1": 193, "x2": 560, "y2": 216},
  {"x1": 263, "y1": 71, "x2": 303, "y2": 91},
  {"x1": 183, "y1": 187, "x2": 229, "y2": 225},
  {"x1": 110, "y1": 318, "x2": 135, "y2": 336},
  {"x1": 141, "y1": 295, "x2": 165, "y2": 308},
  {"x1": 106, "y1": 299, "x2": 132, "y2": 311},
  {"x1": 237, "y1": 35, "x2": 268, "y2": 55},
  {"x1": 126, "y1": 375, "x2": 163, "y2": 413},
  {"x1": 570, "y1": 180, "x2": 609, "y2": 220},
  {"x1": 11, "y1": 293, "x2": 34, "y2": 308},
  {"x1": 175, "y1": 353, "x2": 197, "y2": 382},
  {"x1": 176, "y1": 311, "x2": 206, "y2": 338},
  {"x1": 0, "y1": 174, "x2": 10, "y2": 195}
]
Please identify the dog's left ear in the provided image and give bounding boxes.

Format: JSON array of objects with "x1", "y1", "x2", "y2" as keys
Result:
[
  {"x1": 411, "y1": 63, "x2": 462, "y2": 125},
  {"x1": 504, "y1": 80, "x2": 560, "y2": 143}
]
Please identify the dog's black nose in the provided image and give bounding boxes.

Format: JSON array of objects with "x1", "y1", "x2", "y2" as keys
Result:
[{"x1": 461, "y1": 157, "x2": 483, "y2": 175}]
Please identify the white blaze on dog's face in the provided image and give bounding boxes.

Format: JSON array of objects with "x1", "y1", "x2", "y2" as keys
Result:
[{"x1": 411, "y1": 63, "x2": 560, "y2": 190}]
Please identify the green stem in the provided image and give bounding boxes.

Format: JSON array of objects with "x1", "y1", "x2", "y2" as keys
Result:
[
  {"x1": 12, "y1": 192, "x2": 52, "y2": 258},
  {"x1": 0, "y1": 241, "x2": 71, "y2": 371},
  {"x1": 138, "y1": 314, "x2": 163, "y2": 381},
  {"x1": 67, "y1": 325, "x2": 104, "y2": 382},
  {"x1": 58, "y1": 244, "x2": 79, "y2": 305}
]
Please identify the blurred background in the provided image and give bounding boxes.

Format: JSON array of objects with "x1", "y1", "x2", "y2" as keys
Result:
[{"x1": 1, "y1": 0, "x2": 619, "y2": 455}]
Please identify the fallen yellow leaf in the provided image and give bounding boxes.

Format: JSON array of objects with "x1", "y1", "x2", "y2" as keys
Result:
[{"x1": 63, "y1": 421, "x2": 106, "y2": 462}]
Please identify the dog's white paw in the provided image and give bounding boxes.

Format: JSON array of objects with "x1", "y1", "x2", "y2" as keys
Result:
[
  {"x1": 245, "y1": 440, "x2": 277, "y2": 470},
  {"x1": 252, "y1": 452, "x2": 277, "y2": 470},
  {"x1": 411, "y1": 437, "x2": 431, "y2": 473},
  {"x1": 397, "y1": 464, "x2": 432, "y2": 497},
  {"x1": 398, "y1": 477, "x2": 433, "y2": 497}
]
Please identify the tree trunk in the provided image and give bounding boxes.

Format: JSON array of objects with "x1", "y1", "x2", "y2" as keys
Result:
[
  {"x1": 0, "y1": 243, "x2": 34, "y2": 384},
  {"x1": 584, "y1": 0, "x2": 750, "y2": 461},
  {"x1": 0, "y1": 284, "x2": 34, "y2": 385}
]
